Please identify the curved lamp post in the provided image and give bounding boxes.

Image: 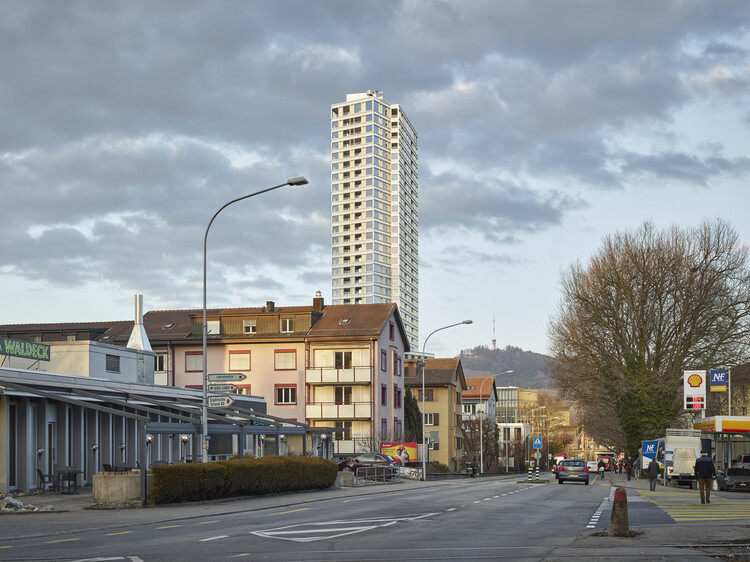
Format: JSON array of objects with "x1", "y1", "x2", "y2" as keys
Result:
[
  {"x1": 420, "y1": 319, "x2": 472, "y2": 480},
  {"x1": 202, "y1": 177, "x2": 308, "y2": 463}
]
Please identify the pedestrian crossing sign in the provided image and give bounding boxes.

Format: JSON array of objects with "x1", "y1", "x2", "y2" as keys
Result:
[{"x1": 533, "y1": 436, "x2": 543, "y2": 449}]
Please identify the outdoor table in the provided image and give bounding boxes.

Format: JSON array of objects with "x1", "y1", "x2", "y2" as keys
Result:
[{"x1": 56, "y1": 467, "x2": 82, "y2": 494}]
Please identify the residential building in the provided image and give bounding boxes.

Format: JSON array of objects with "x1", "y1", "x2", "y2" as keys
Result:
[
  {"x1": 462, "y1": 376, "x2": 499, "y2": 471},
  {"x1": 404, "y1": 358, "x2": 466, "y2": 472},
  {"x1": 0, "y1": 294, "x2": 409, "y2": 459},
  {"x1": 330, "y1": 90, "x2": 419, "y2": 351}
]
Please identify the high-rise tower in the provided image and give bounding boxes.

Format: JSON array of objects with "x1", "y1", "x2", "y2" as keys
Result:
[{"x1": 330, "y1": 91, "x2": 419, "y2": 350}]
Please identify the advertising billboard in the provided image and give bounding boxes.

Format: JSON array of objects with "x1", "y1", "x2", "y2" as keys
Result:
[{"x1": 381, "y1": 442, "x2": 417, "y2": 464}]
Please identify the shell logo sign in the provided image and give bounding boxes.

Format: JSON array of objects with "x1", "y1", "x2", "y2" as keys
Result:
[
  {"x1": 683, "y1": 370, "x2": 706, "y2": 410},
  {"x1": 687, "y1": 373, "x2": 703, "y2": 388}
]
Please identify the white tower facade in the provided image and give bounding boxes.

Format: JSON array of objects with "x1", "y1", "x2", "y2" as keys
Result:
[{"x1": 330, "y1": 91, "x2": 419, "y2": 350}]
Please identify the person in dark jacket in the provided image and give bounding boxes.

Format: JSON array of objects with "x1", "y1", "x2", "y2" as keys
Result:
[
  {"x1": 694, "y1": 450, "x2": 716, "y2": 504},
  {"x1": 625, "y1": 458, "x2": 633, "y2": 481},
  {"x1": 647, "y1": 457, "x2": 660, "y2": 491}
]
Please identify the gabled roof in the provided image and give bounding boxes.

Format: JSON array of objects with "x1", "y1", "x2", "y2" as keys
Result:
[
  {"x1": 307, "y1": 303, "x2": 409, "y2": 347},
  {"x1": 463, "y1": 376, "x2": 497, "y2": 401},
  {"x1": 404, "y1": 357, "x2": 466, "y2": 390}
]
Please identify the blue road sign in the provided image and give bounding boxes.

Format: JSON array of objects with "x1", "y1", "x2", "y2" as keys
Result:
[
  {"x1": 710, "y1": 369, "x2": 728, "y2": 392},
  {"x1": 533, "y1": 436, "x2": 543, "y2": 449}
]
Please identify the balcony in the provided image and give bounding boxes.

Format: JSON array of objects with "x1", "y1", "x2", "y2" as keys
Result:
[
  {"x1": 306, "y1": 366, "x2": 372, "y2": 384},
  {"x1": 306, "y1": 401, "x2": 372, "y2": 420},
  {"x1": 332, "y1": 438, "x2": 371, "y2": 456}
]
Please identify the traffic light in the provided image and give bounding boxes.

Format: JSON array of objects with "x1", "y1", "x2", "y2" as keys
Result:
[{"x1": 685, "y1": 396, "x2": 705, "y2": 410}]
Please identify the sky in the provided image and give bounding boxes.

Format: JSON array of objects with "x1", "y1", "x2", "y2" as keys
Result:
[{"x1": 2, "y1": 1, "x2": 749, "y2": 358}]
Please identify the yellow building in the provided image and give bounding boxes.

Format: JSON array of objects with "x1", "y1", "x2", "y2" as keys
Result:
[{"x1": 405, "y1": 358, "x2": 467, "y2": 472}]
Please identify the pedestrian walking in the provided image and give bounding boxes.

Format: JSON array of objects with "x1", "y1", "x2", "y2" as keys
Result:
[
  {"x1": 647, "y1": 457, "x2": 660, "y2": 491},
  {"x1": 625, "y1": 458, "x2": 633, "y2": 481},
  {"x1": 470, "y1": 458, "x2": 478, "y2": 477},
  {"x1": 694, "y1": 450, "x2": 716, "y2": 504}
]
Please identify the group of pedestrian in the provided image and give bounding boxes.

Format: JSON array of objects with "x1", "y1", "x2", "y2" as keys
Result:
[{"x1": 643, "y1": 449, "x2": 716, "y2": 504}]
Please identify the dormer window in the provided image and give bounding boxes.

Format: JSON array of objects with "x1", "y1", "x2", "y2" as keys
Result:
[
  {"x1": 243, "y1": 319, "x2": 257, "y2": 334},
  {"x1": 280, "y1": 318, "x2": 294, "y2": 333}
]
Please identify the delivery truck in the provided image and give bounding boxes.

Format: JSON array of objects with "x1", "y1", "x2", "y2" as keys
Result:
[{"x1": 663, "y1": 428, "x2": 702, "y2": 487}]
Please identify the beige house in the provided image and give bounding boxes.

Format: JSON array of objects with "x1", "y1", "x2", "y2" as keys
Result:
[{"x1": 405, "y1": 358, "x2": 467, "y2": 472}]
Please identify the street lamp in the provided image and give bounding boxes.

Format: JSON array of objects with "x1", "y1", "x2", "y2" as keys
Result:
[
  {"x1": 201, "y1": 177, "x2": 309, "y2": 463},
  {"x1": 420, "y1": 320, "x2": 472, "y2": 480}
]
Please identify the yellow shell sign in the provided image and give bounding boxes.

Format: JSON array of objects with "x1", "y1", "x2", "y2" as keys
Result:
[{"x1": 687, "y1": 373, "x2": 703, "y2": 388}]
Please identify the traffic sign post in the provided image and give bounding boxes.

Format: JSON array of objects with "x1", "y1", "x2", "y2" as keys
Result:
[
  {"x1": 207, "y1": 383, "x2": 238, "y2": 392},
  {"x1": 208, "y1": 373, "x2": 247, "y2": 382},
  {"x1": 208, "y1": 395, "x2": 235, "y2": 408},
  {"x1": 532, "y1": 436, "x2": 543, "y2": 449}
]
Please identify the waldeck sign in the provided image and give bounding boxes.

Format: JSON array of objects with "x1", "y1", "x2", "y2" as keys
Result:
[{"x1": 1, "y1": 337, "x2": 51, "y2": 361}]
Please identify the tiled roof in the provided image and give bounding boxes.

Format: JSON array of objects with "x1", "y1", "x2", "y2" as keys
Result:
[
  {"x1": 404, "y1": 357, "x2": 464, "y2": 387},
  {"x1": 463, "y1": 376, "x2": 496, "y2": 400},
  {"x1": 307, "y1": 303, "x2": 398, "y2": 337}
]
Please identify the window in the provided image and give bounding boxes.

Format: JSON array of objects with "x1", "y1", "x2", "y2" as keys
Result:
[
  {"x1": 389, "y1": 321, "x2": 394, "y2": 340},
  {"x1": 280, "y1": 318, "x2": 294, "y2": 333},
  {"x1": 243, "y1": 320, "x2": 257, "y2": 334},
  {"x1": 456, "y1": 437, "x2": 463, "y2": 450},
  {"x1": 105, "y1": 354, "x2": 120, "y2": 373},
  {"x1": 335, "y1": 386, "x2": 352, "y2": 404},
  {"x1": 394, "y1": 386, "x2": 402, "y2": 408},
  {"x1": 424, "y1": 413, "x2": 439, "y2": 426},
  {"x1": 393, "y1": 354, "x2": 402, "y2": 376},
  {"x1": 229, "y1": 351, "x2": 251, "y2": 371},
  {"x1": 380, "y1": 350, "x2": 387, "y2": 371},
  {"x1": 381, "y1": 385, "x2": 387, "y2": 405},
  {"x1": 154, "y1": 354, "x2": 166, "y2": 371},
  {"x1": 185, "y1": 351, "x2": 202, "y2": 372},
  {"x1": 429, "y1": 431, "x2": 439, "y2": 450},
  {"x1": 206, "y1": 320, "x2": 220, "y2": 335},
  {"x1": 237, "y1": 384, "x2": 252, "y2": 396},
  {"x1": 275, "y1": 385, "x2": 297, "y2": 405},
  {"x1": 418, "y1": 389, "x2": 434, "y2": 402},
  {"x1": 463, "y1": 404, "x2": 476, "y2": 415},
  {"x1": 381, "y1": 419, "x2": 388, "y2": 436},
  {"x1": 274, "y1": 350, "x2": 296, "y2": 370},
  {"x1": 65, "y1": 334, "x2": 76, "y2": 342},
  {"x1": 335, "y1": 351, "x2": 352, "y2": 369},
  {"x1": 335, "y1": 420, "x2": 352, "y2": 441}
]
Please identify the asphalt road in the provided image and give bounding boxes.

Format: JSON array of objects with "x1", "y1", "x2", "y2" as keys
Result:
[{"x1": 2, "y1": 473, "x2": 750, "y2": 561}]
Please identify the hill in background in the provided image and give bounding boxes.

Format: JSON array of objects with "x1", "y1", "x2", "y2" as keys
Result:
[{"x1": 459, "y1": 345, "x2": 555, "y2": 389}]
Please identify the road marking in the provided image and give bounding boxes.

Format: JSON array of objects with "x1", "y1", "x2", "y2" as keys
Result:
[
  {"x1": 156, "y1": 525, "x2": 183, "y2": 529},
  {"x1": 343, "y1": 497, "x2": 368, "y2": 503},
  {"x1": 199, "y1": 520, "x2": 221, "y2": 524},
  {"x1": 105, "y1": 531, "x2": 133, "y2": 536},
  {"x1": 199, "y1": 535, "x2": 229, "y2": 542},
  {"x1": 446, "y1": 508, "x2": 457, "y2": 512},
  {"x1": 47, "y1": 538, "x2": 80, "y2": 543},
  {"x1": 270, "y1": 508, "x2": 312, "y2": 515},
  {"x1": 252, "y1": 513, "x2": 438, "y2": 543}
]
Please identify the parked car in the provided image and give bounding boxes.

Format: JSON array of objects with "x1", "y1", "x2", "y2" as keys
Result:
[
  {"x1": 338, "y1": 453, "x2": 397, "y2": 473},
  {"x1": 734, "y1": 455, "x2": 750, "y2": 469},
  {"x1": 717, "y1": 468, "x2": 750, "y2": 491},
  {"x1": 557, "y1": 459, "x2": 589, "y2": 485}
]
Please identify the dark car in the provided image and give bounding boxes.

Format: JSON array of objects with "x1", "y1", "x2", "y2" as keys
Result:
[
  {"x1": 557, "y1": 459, "x2": 589, "y2": 485},
  {"x1": 717, "y1": 468, "x2": 750, "y2": 491},
  {"x1": 338, "y1": 453, "x2": 397, "y2": 473}
]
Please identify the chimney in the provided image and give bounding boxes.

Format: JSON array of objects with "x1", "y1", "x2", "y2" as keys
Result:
[
  {"x1": 313, "y1": 290, "x2": 324, "y2": 312},
  {"x1": 266, "y1": 301, "x2": 275, "y2": 312},
  {"x1": 126, "y1": 294, "x2": 153, "y2": 352}
]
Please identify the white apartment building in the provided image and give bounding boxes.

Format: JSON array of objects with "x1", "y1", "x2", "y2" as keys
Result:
[{"x1": 330, "y1": 90, "x2": 419, "y2": 350}]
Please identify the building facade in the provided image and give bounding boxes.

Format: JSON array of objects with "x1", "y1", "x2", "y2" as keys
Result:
[
  {"x1": 405, "y1": 358, "x2": 467, "y2": 472},
  {"x1": 330, "y1": 90, "x2": 419, "y2": 351}
]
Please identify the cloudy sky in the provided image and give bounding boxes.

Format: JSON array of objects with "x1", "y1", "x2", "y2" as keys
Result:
[{"x1": 2, "y1": 1, "x2": 749, "y2": 358}]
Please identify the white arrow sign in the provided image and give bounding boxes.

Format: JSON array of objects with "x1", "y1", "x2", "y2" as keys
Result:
[
  {"x1": 208, "y1": 373, "x2": 247, "y2": 382},
  {"x1": 208, "y1": 384, "x2": 238, "y2": 392},
  {"x1": 208, "y1": 395, "x2": 235, "y2": 408}
]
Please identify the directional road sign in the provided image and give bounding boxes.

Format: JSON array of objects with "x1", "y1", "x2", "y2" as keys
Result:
[
  {"x1": 208, "y1": 395, "x2": 235, "y2": 408},
  {"x1": 207, "y1": 384, "x2": 238, "y2": 392},
  {"x1": 208, "y1": 373, "x2": 247, "y2": 382}
]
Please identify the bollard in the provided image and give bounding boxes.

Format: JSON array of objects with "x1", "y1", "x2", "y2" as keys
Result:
[
  {"x1": 608, "y1": 486, "x2": 629, "y2": 537},
  {"x1": 535, "y1": 465, "x2": 539, "y2": 480},
  {"x1": 528, "y1": 465, "x2": 533, "y2": 480}
]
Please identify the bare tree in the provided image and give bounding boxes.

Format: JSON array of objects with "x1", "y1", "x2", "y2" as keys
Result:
[{"x1": 549, "y1": 219, "x2": 750, "y2": 456}]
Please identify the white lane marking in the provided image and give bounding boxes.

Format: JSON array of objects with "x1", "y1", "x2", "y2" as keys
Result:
[
  {"x1": 252, "y1": 513, "x2": 438, "y2": 543},
  {"x1": 446, "y1": 508, "x2": 457, "y2": 512},
  {"x1": 199, "y1": 535, "x2": 229, "y2": 542}
]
